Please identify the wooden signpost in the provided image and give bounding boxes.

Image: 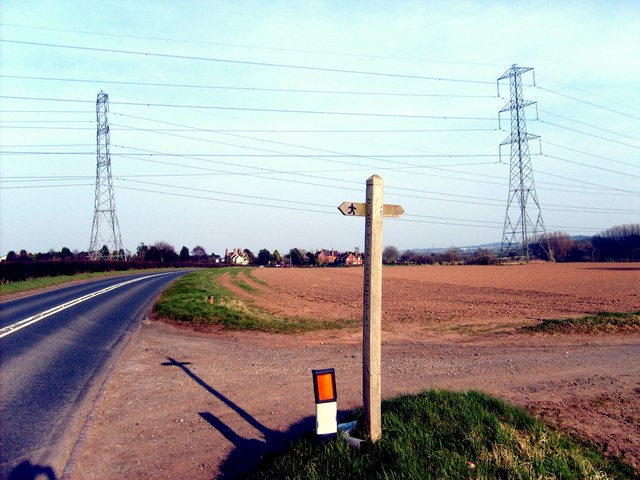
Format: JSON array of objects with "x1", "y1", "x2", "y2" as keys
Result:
[{"x1": 338, "y1": 175, "x2": 403, "y2": 443}]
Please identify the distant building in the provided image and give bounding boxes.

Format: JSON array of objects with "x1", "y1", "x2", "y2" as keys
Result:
[
  {"x1": 337, "y1": 251, "x2": 363, "y2": 266},
  {"x1": 225, "y1": 248, "x2": 250, "y2": 265},
  {"x1": 317, "y1": 249, "x2": 338, "y2": 265},
  {"x1": 315, "y1": 249, "x2": 363, "y2": 267}
]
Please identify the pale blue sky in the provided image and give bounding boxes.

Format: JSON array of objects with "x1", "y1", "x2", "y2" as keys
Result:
[{"x1": 1, "y1": 1, "x2": 639, "y2": 256}]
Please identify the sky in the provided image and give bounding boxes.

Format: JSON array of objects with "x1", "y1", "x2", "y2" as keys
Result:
[{"x1": 1, "y1": 1, "x2": 639, "y2": 257}]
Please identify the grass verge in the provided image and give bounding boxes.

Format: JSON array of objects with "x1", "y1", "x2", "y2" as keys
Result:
[
  {"x1": 252, "y1": 390, "x2": 636, "y2": 479},
  {"x1": 523, "y1": 311, "x2": 640, "y2": 334},
  {"x1": 153, "y1": 268, "x2": 353, "y2": 333},
  {"x1": 0, "y1": 269, "x2": 169, "y2": 297}
]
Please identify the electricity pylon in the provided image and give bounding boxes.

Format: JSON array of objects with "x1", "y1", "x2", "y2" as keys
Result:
[
  {"x1": 498, "y1": 65, "x2": 552, "y2": 262},
  {"x1": 88, "y1": 91, "x2": 125, "y2": 260}
]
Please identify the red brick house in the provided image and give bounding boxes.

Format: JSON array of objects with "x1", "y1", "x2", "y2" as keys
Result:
[
  {"x1": 317, "y1": 249, "x2": 338, "y2": 265},
  {"x1": 337, "y1": 252, "x2": 363, "y2": 266}
]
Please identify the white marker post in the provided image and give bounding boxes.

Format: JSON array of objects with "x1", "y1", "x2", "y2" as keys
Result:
[{"x1": 338, "y1": 175, "x2": 403, "y2": 443}]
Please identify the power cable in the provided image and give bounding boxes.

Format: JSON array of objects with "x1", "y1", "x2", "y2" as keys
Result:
[
  {"x1": 0, "y1": 74, "x2": 497, "y2": 99},
  {"x1": 0, "y1": 23, "x2": 505, "y2": 67},
  {"x1": 112, "y1": 126, "x2": 499, "y2": 133},
  {"x1": 536, "y1": 170, "x2": 639, "y2": 196},
  {"x1": 537, "y1": 119, "x2": 640, "y2": 150},
  {"x1": 116, "y1": 181, "x2": 609, "y2": 232},
  {"x1": 538, "y1": 108, "x2": 640, "y2": 142},
  {"x1": 542, "y1": 154, "x2": 640, "y2": 180},
  {"x1": 0, "y1": 39, "x2": 495, "y2": 84},
  {"x1": 110, "y1": 113, "x2": 500, "y2": 179},
  {"x1": 535, "y1": 86, "x2": 640, "y2": 121},
  {"x1": 536, "y1": 73, "x2": 640, "y2": 114},
  {"x1": 0, "y1": 94, "x2": 498, "y2": 120},
  {"x1": 0, "y1": 183, "x2": 92, "y2": 189},
  {"x1": 543, "y1": 141, "x2": 640, "y2": 170}
]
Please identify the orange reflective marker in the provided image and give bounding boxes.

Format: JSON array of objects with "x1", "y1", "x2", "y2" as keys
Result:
[
  {"x1": 312, "y1": 368, "x2": 338, "y2": 439},
  {"x1": 312, "y1": 368, "x2": 337, "y2": 404}
]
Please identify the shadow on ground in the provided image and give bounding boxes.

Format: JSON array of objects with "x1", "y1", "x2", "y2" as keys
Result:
[
  {"x1": 6, "y1": 461, "x2": 56, "y2": 480},
  {"x1": 162, "y1": 357, "x2": 347, "y2": 479}
]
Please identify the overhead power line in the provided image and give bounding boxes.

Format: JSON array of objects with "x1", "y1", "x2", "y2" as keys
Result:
[
  {"x1": 129, "y1": 127, "x2": 497, "y2": 133},
  {"x1": 542, "y1": 154, "x2": 640, "y2": 180},
  {"x1": 109, "y1": 112, "x2": 502, "y2": 181},
  {"x1": 0, "y1": 183, "x2": 92, "y2": 189},
  {"x1": 536, "y1": 73, "x2": 640, "y2": 114},
  {"x1": 539, "y1": 108, "x2": 640, "y2": 142},
  {"x1": 0, "y1": 126, "x2": 93, "y2": 130},
  {"x1": 0, "y1": 22, "x2": 504, "y2": 67},
  {"x1": 107, "y1": 113, "x2": 634, "y2": 194},
  {"x1": 0, "y1": 74, "x2": 497, "y2": 99},
  {"x1": 113, "y1": 126, "x2": 499, "y2": 133},
  {"x1": 536, "y1": 170, "x2": 639, "y2": 196},
  {"x1": 535, "y1": 86, "x2": 640, "y2": 121},
  {"x1": 114, "y1": 181, "x2": 505, "y2": 228},
  {"x1": 0, "y1": 110, "x2": 89, "y2": 114},
  {"x1": 538, "y1": 119, "x2": 640, "y2": 150},
  {"x1": 543, "y1": 141, "x2": 640, "y2": 170},
  {"x1": 0, "y1": 39, "x2": 495, "y2": 84},
  {"x1": 113, "y1": 183, "x2": 610, "y2": 233},
  {"x1": 0, "y1": 95, "x2": 497, "y2": 120}
]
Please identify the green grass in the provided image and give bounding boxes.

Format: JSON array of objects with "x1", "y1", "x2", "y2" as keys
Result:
[
  {"x1": 229, "y1": 268, "x2": 261, "y2": 293},
  {"x1": 0, "y1": 269, "x2": 168, "y2": 296},
  {"x1": 252, "y1": 390, "x2": 636, "y2": 479},
  {"x1": 244, "y1": 268, "x2": 270, "y2": 286},
  {"x1": 153, "y1": 268, "x2": 353, "y2": 333},
  {"x1": 523, "y1": 311, "x2": 640, "y2": 334}
]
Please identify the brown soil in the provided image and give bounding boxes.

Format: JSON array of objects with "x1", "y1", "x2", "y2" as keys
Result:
[{"x1": 69, "y1": 263, "x2": 640, "y2": 479}]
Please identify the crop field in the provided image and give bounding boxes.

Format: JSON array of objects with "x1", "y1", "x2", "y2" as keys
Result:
[{"x1": 241, "y1": 262, "x2": 640, "y2": 335}]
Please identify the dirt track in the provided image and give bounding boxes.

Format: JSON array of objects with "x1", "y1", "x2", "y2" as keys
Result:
[{"x1": 69, "y1": 263, "x2": 640, "y2": 478}]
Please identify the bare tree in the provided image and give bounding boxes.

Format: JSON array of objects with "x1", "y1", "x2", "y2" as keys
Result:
[
  {"x1": 401, "y1": 249, "x2": 416, "y2": 264},
  {"x1": 382, "y1": 245, "x2": 399, "y2": 264},
  {"x1": 192, "y1": 245, "x2": 207, "y2": 262},
  {"x1": 547, "y1": 232, "x2": 575, "y2": 262}
]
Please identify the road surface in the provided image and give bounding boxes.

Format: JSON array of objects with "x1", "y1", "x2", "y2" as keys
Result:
[{"x1": 0, "y1": 271, "x2": 189, "y2": 479}]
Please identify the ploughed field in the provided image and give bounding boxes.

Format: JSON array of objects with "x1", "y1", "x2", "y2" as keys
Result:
[{"x1": 248, "y1": 263, "x2": 640, "y2": 335}]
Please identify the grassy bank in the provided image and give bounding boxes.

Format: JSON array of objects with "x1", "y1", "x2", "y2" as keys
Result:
[
  {"x1": 524, "y1": 311, "x2": 640, "y2": 334},
  {"x1": 153, "y1": 268, "x2": 352, "y2": 333},
  {"x1": 253, "y1": 390, "x2": 635, "y2": 479}
]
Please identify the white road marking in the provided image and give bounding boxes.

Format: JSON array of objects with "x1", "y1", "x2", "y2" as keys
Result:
[{"x1": 0, "y1": 273, "x2": 172, "y2": 339}]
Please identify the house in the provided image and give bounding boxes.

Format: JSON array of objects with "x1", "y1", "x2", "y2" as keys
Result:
[
  {"x1": 337, "y1": 251, "x2": 363, "y2": 266},
  {"x1": 314, "y1": 249, "x2": 363, "y2": 267},
  {"x1": 317, "y1": 249, "x2": 337, "y2": 265},
  {"x1": 225, "y1": 248, "x2": 250, "y2": 265}
]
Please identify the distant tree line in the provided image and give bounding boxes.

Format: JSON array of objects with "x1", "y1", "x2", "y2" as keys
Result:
[
  {"x1": 383, "y1": 224, "x2": 640, "y2": 265},
  {"x1": 2, "y1": 224, "x2": 638, "y2": 282},
  {"x1": 0, "y1": 241, "x2": 225, "y2": 283},
  {"x1": 382, "y1": 245, "x2": 492, "y2": 265},
  {"x1": 535, "y1": 224, "x2": 639, "y2": 262}
]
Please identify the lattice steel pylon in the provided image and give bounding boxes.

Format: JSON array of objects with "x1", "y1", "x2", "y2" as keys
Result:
[
  {"x1": 88, "y1": 91, "x2": 125, "y2": 260},
  {"x1": 497, "y1": 65, "x2": 552, "y2": 262}
]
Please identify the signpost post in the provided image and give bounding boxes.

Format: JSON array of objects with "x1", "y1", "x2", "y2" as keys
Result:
[{"x1": 338, "y1": 175, "x2": 403, "y2": 443}]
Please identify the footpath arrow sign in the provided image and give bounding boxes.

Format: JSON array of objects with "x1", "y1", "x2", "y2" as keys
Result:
[{"x1": 338, "y1": 201, "x2": 405, "y2": 218}]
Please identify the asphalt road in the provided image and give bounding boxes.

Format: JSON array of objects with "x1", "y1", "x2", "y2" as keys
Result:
[{"x1": 0, "y1": 271, "x2": 189, "y2": 479}]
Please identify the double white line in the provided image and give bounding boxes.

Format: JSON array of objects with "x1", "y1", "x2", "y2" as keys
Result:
[{"x1": 0, "y1": 273, "x2": 170, "y2": 339}]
